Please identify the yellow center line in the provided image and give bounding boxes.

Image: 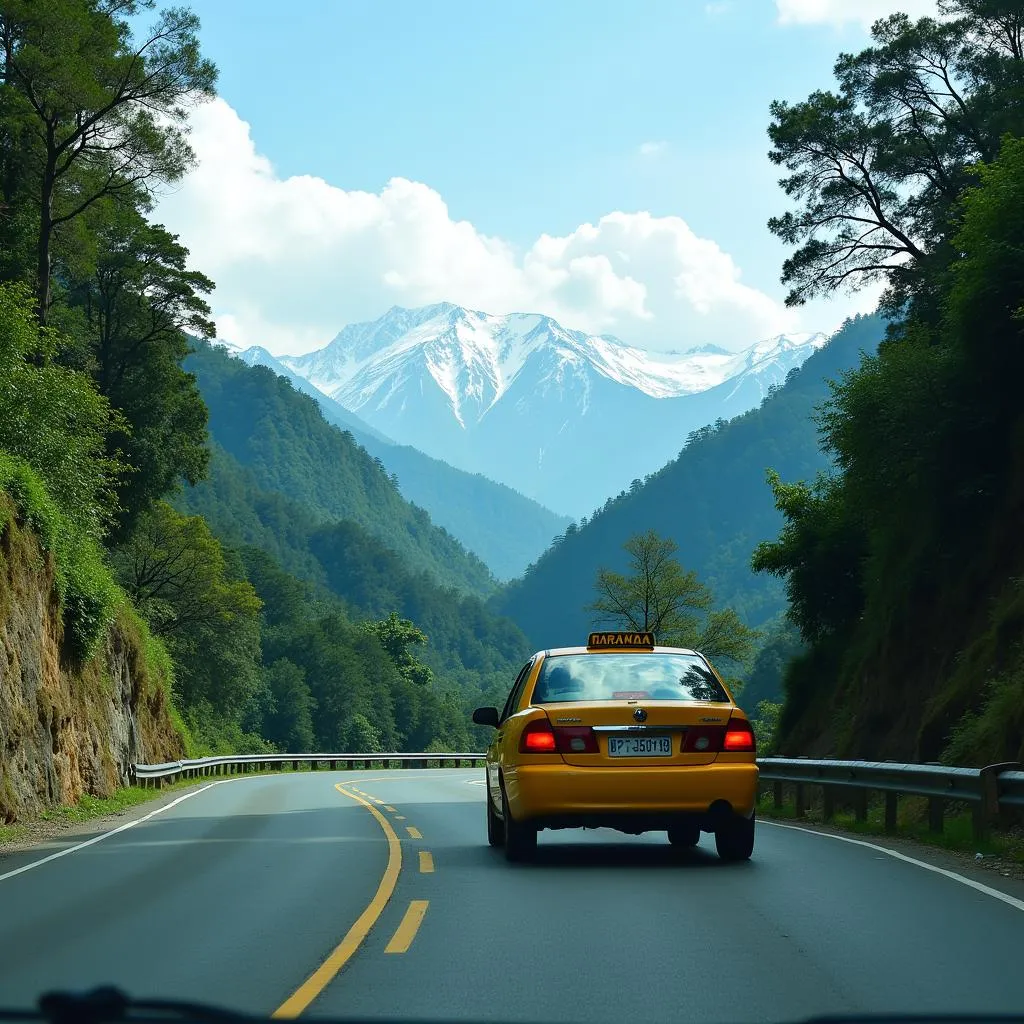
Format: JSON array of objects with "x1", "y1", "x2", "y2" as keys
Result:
[
  {"x1": 272, "y1": 783, "x2": 402, "y2": 1019},
  {"x1": 385, "y1": 900, "x2": 429, "y2": 954},
  {"x1": 405, "y1": 826, "x2": 422, "y2": 839},
  {"x1": 418, "y1": 850, "x2": 434, "y2": 873}
]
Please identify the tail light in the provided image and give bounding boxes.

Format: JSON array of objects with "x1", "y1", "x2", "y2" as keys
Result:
[
  {"x1": 681, "y1": 718, "x2": 756, "y2": 753},
  {"x1": 519, "y1": 720, "x2": 600, "y2": 754},
  {"x1": 520, "y1": 719, "x2": 557, "y2": 752},
  {"x1": 723, "y1": 717, "x2": 756, "y2": 753},
  {"x1": 682, "y1": 726, "x2": 724, "y2": 752},
  {"x1": 554, "y1": 726, "x2": 599, "y2": 754}
]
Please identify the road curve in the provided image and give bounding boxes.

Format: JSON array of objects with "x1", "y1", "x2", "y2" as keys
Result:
[{"x1": 1, "y1": 768, "x2": 1023, "y2": 1023}]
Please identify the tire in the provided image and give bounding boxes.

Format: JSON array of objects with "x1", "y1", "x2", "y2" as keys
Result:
[
  {"x1": 486, "y1": 789, "x2": 504, "y2": 847},
  {"x1": 715, "y1": 813, "x2": 755, "y2": 862},
  {"x1": 667, "y1": 823, "x2": 700, "y2": 848},
  {"x1": 501, "y1": 784, "x2": 536, "y2": 863}
]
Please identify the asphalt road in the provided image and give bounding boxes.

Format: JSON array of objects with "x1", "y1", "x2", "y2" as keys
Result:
[{"x1": 2, "y1": 768, "x2": 1024, "y2": 1023}]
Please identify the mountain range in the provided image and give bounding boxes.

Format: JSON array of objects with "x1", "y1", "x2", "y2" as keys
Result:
[
  {"x1": 493, "y1": 312, "x2": 886, "y2": 657},
  {"x1": 243, "y1": 303, "x2": 827, "y2": 517},
  {"x1": 226, "y1": 343, "x2": 571, "y2": 580}
]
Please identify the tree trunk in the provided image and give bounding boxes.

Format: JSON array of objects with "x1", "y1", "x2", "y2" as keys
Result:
[{"x1": 36, "y1": 157, "x2": 55, "y2": 325}]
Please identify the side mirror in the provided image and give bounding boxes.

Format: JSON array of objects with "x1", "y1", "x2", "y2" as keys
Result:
[{"x1": 472, "y1": 706, "x2": 500, "y2": 728}]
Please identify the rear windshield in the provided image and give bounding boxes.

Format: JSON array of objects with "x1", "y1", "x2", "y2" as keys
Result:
[{"x1": 531, "y1": 652, "x2": 729, "y2": 704}]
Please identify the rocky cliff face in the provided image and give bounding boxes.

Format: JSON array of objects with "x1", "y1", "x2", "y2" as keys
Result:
[{"x1": 0, "y1": 502, "x2": 185, "y2": 822}]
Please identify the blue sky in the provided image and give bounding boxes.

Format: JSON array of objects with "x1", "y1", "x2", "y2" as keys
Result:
[{"x1": 152, "y1": 0, "x2": 936, "y2": 355}]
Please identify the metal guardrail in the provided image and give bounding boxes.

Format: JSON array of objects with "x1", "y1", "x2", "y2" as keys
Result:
[
  {"x1": 131, "y1": 752, "x2": 486, "y2": 786},
  {"x1": 130, "y1": 753, "x2": 1023, "y2": 840},
  {"x1": 756, "y1": 758, "x2": 1024, "y2": 840}
]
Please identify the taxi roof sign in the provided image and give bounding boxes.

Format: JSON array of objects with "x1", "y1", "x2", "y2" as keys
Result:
[{"x1": 587, "y1": 631, "x2": 656, "y2": 650}]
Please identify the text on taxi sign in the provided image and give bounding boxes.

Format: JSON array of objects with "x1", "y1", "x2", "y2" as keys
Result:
[{"x1": 587, "y1": 631, "x2": 656, "y2": 649}]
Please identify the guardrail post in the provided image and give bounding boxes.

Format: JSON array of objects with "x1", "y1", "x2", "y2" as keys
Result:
[
  {"x1": 853, "y1": 789, "x2": 867, "y2": 822},
  {"x1": 885, "y1": 792, "x2": 898, "y2": 833},
  {"x1": 927, "y1": 796, "x2": 944, "y2": 834},
  {"x1": 772, "y1": 780, "x2": 782, "y2": 810},
  {"x1": 822, "y1": 786, "x2": 835, "y2": 822},
  {"x1": 292, "y1": 760, "x2": 299, "y2": 771},
  {"x1": 794, "y1": 783, "x2": 806, "y2": 819},
  {"x1": 976, "y1": 762, "x2": 1022, "y2": 839}
]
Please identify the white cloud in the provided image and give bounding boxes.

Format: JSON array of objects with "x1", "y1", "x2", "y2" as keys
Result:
[
  {"x1": 153, "y1": 98, "x2": 803, "y2": 356},
  {"x1": 637, "y1": 140, "x2": 668, "y2": 158},
  {"x1": 705, "y1": 1, "x2": 734, "y2": 15},
  {"x1": 775, "y1": 0, "x2": 938, "y2": 29}
]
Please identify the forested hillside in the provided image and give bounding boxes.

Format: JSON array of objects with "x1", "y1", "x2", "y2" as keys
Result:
[
  {"x1": 493, "y1": 313, "x2": 884, "y2": 651},
  {"x1": 175, "y1": 441, "x2": 533, "y2": 720},
  {"x1": 235, "y1": 345, "x2": 570, "y2": 579},
  {"x1": 185, "y1": 343, "x2": 496, "y2": 597},
  {"x1": 752, "y1": 5, "x2": 1024, "y2": 764},
  {"x1": 0, "y1": 1, "x2": 532, "y2": 800}
]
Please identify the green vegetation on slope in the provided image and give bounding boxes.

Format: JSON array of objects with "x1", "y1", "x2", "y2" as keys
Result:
[
  {"x1": 174, "y1": 436, "x2": 534, "y2": 723},
  {"x1": 752, "y1": 6, "x2": 1024, "y2": 764},
  {"x1": 493, "y1": 313, "x2": 884, "y2": 654},
  {"x1": 0, "y1": 0, "x2": 531, "y2": 779},
  {"x1": 186, "y1": 342, "x2": 496, "y2": 597},
  {"x1": 257, "y1": 354, "x2": 572, "y2": 581}
]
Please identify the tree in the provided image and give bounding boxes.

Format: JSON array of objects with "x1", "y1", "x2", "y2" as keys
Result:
[
  {"x1": 751, "y1": 471, "x2": 867, "y2": 645},
  {"x1": 590, "y1": 530, "x2": 707, "y2": 636},
  {"x1": 109, "y1": 501, "x2": 262, "y2": 716},
  {"x1": 360, "y1": 611, "x2": 433, "y2": 688},
  {"x1": 262, "y1": 659, "x2": 316, "y2": 752},
  {"x1": 0, "y1": 0, "x2": 217, "y2": 321},
  {"x1": 0, "y1": 281, "x2": 117, "y2": 538},
  {"x1": 767, "y1": 4, "x2": 1024, "y2": 314},
  {"x1": 64, "y1": 204, "x2": 213, "y2": 539},
  {"x1": 589, "y1": 530, "x2": 758, "y2": 670},
  {"x1": 750, "y1": 700, "x2": 782, "y2": 755},
  {"x1": 342, "y1": 713, "x2": 382, "y2": 754}
]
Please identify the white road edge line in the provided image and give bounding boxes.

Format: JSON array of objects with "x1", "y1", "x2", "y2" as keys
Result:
[
  {"x1": 762, "y1": 819, "x2": 1024, "y2": 913},
  {"x1": 0, "y1": 778, "x2": 234, "y2": 884}
]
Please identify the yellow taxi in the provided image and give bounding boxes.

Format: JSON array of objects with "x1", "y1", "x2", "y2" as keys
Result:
[{"x1": 472, "y1": 631, "x2": 758, "y2": 862}]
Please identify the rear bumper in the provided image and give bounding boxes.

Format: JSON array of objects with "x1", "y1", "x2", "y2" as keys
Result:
[{"x1": 504, "y1": 761, "x2": 759, "y2": 831}]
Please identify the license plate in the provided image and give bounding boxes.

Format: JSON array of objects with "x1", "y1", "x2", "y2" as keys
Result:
[{"x1": 607, "y1": 735, "x2": 673, "y2": 757}]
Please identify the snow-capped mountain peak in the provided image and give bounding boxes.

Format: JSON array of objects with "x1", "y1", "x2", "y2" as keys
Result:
[
  {"x1": 281, "y1": 305, "x2": 826, "y2": 425},
  {"x1": 271, "y1": 303, "x2": 828, "y2": 515}
]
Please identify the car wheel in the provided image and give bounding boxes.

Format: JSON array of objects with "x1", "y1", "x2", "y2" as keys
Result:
[
  {"x1": 501, "y1": 784, "x2": 536, "y2": 863},
  {"x1": 715, "y1": 813, "x2": 755, "y2": 862},
  {"x1": 667, "y1": 823, "x2": 700, "y2": 848},
  {"x1": 486, "y1": 789, "x2": 504, "y2": 847}
]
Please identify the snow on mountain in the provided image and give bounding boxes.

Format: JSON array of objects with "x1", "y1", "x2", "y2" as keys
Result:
[
  {"x1": 278, "y1": 304, "x2": 827, "y2": 516},
  {"x1": 283, "y1": 304, "x2": 824, "y2": 414}
]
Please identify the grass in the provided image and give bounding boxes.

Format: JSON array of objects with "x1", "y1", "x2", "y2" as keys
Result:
[
  {"x1": 0, "y1": 456, "x2": 119, "y2": 661},
  {"x1": 0, "y1": 823, "x2": 28, "y2": 844},
  {"x1": 0, "y1": 758, "x2": 482, "y2": 847},
  {"x1": 758, "y1": 789, "x2": 1024, "y2": 863},
  {"x1": 37, "y1": 785, "x2": 189, "y2": 825}
]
